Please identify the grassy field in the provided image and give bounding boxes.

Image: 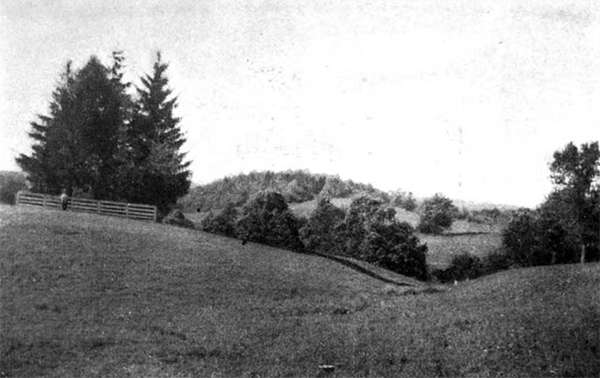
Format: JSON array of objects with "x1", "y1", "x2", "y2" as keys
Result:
[
  {"x1": 421, "y1": 232, "x2": 503, "y2": 269},
  {"x1": 2, "y1": 205, "x2": 598, "y2": 377}
]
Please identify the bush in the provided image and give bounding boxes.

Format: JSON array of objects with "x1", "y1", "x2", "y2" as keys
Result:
[
  {"x1": 0, "y1": 174, "x2": 28, "y2": 205},
  {"x1": 433, "y1": 253, "x2": 483, "y2": 283},
  {"x1": 236, "y1": 190, "x2": 304, "y2": 252},
  {"x1": 417, "y1": 193, "x2": 457, "y2": 234},
  {"x1": 162, "y1": 209, "x2": 195, "y2": 229},
  {"x1": 200, "y1": 203, "x2": 239, "y2": 237},
  {"x1": 449, "y1": 253, "x2": 483, "y2": 281},
  {"x1": 481, "y1": 250, "x2": 512, "y2": 275}
]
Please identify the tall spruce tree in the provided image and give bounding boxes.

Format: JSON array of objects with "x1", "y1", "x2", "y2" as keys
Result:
[
  {"x1": 17, "y1": 52, "x2": 190, "y2": 213},
  {"x1": 16, "y1": 61, "x2": 77, "y2": 194},
  {"x1": 126, "y1": 52, "x2": 191, "y2": 214},
  {"x1": 70, "y1": 56, "x2": 125, "y2": 199},
  {"x1": 17, "y1": 55, "x2": 131, "y2": 199}
]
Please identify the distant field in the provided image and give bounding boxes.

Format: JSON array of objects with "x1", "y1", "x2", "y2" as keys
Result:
[
  {"x1": 421, "y1": 232, "x2": 503, "y2": 269},
  {"x1": 2, "y1": 204, "x2": 598, "y2": 377}
]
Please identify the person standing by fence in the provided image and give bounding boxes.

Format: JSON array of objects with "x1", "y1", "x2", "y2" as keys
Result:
[{"x1": 60, "y1": 189, "x2": 69, "y2": 210}]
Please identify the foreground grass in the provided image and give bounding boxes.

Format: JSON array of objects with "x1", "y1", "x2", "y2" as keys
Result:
[{"x1": 1, "y1": 205, "x2": 598, "y2": 377}]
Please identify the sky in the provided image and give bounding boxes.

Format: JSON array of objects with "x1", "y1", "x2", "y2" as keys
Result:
[{"x1": 1, "y1": 0, "x2": 599, "y2": 207}]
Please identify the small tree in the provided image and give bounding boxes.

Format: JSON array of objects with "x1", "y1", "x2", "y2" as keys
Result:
[
  {"x1": 502, "y1": 209, "x2": 539, "y2": 267},
  {"x1": 417, "y1": 193, "x2": 457, "y2": 234},
  {"x1": 361, "y1": 220, "x2": 428, "y2": 280},
  {"x1": 0, "y1": 173, "x2": 28, "y2": 205},
  {"x1": 299, "y1": 197, "x2": 346, "y2": 254},
  {"x1": 390, "y1": 190, "x2": 417, "y2": 211},
  {"x1": 236, "y1": 191, "x2": 304, "y2": 251},
  {"x1": 335, "y1": 195, "x2": 389, "y2": 256},
  {"x1": 334, "y1": 195, "x2": 428, "y2": 280},
  {"x1": 201, "y1": 202, "x2": 239, "y2": 238}
]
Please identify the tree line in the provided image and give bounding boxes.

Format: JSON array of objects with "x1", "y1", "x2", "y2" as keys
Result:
[
  {"x1": 16, "y1": 52, "x2": 191, "y2": 215},
  {"x1": 197, "y1": 141, "x2": 598, "y2": 283},
  {"x1": 503, "y1": 141, "x2": 599, "y2": 265},
  {"x1": 436, "y1": 141, "x2": 599, "y2": 283},
  {"x1": 181, "y1": 170, "x2": 389, "y2": 212},
  {"x1": 201, "y1": 191, "x2": 429, "y2": 280}
]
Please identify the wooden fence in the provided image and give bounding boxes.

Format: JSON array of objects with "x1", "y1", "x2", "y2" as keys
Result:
[{"x1": 16, "y1": 191, "x2": 157, "y2": 222}]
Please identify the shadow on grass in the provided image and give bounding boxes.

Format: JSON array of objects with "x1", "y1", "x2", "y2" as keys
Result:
[{"x1": 311, "y1": 252, "x2": 416, "y2": 287}]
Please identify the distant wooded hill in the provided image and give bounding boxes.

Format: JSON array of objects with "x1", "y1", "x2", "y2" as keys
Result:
[{"x1": 179, "y1": 170, "x2": 388, "y2": 212}]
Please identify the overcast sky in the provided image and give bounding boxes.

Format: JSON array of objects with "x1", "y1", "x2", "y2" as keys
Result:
[{"x1": 1, "y1": 0, "x2": 599, "y2": 207}]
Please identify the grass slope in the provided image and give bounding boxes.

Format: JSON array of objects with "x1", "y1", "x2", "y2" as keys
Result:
[{"x1": 2, "y1": 205, "x2": 598, "y2": 377}]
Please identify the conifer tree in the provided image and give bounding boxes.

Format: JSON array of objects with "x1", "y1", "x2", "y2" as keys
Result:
[
  {"x1": 16, "y1": 62, "x2": 77, "y2": 194},
  {"x1": 17, "y1": 55, "x2": 131, "y2": 199},
  {"x1": 126, "y1": 52, "x2": 191, "y2": 214}
]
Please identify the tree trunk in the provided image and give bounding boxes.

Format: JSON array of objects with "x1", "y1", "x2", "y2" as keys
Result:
[{"x1": 580, "y1": 244, "x2": 586, "y2": 264}]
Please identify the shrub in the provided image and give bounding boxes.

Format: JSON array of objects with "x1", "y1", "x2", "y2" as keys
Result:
[
  {"x1": 200, "y1": 203, "x2": 239, "y2": 237},
  {"x1": 0, "y1": 174, "x2": 28, "y2": 205},
  {"x1": 236, "y1": 190, "x2": 304, "y2": 252},
  {"x1": 417, "y1": 193, "x2": 457, "y2": 234},
  {"x1": 162, "y1": 209, "x2": 195, "y2": 229},
  {"x1": 481, "y1": 250, "x2": 512, "y2": 275},
  {"x1": 433, "y1": 253, "x2": 483, "y2": 283},
  {"x1": 448, "y1": 253, "x2": 483, "y2": 281}
]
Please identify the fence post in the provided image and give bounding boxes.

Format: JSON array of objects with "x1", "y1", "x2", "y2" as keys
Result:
[
  {"x1": 16, "y1": 191, "x2": 20, "y2": 205},
  {"x1": 126, "y1": 203, "x2": 130, "y2": 219},
  {"x1": 42, "y1": 194, "x2": 46, "y2": 208},
  {"x1": 153, "y1": 207, "x2": 157, "y2": 222}
]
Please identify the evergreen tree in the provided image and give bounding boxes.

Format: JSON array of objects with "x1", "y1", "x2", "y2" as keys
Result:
[
  {"x1": 125, "y1": 52, "x2": 191, "y2": 214},
  {"x1": 69, "y1": 56, "x2": 125, "y2": 199},
  {"x1": 17, "y1": 52, "x2": 189, "y2": 213},
  {"x1": 16, "y1": 61, "x2": 78, "y2": 194}
]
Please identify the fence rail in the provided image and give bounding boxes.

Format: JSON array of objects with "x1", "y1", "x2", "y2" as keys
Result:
[{"x1": 16, "y1": 191, "x2": 157, "y2": 222}]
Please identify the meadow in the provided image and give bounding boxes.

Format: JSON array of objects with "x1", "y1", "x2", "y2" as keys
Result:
[{"x1": 1, "y1": 205, "x2": 598, "y2": 377}]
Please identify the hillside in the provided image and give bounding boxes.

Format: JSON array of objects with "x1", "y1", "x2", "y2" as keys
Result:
[
  {"x1": 179, "y1": 170, "x2": 387, "y2": 212},
  {"x1": 2, "y1": 205, "x2": 598, "y2": 377}
]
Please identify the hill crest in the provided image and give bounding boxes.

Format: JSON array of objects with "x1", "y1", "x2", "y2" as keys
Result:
[{"x1": 180, "y1": 170, "x2": 387, "y2": 212}]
